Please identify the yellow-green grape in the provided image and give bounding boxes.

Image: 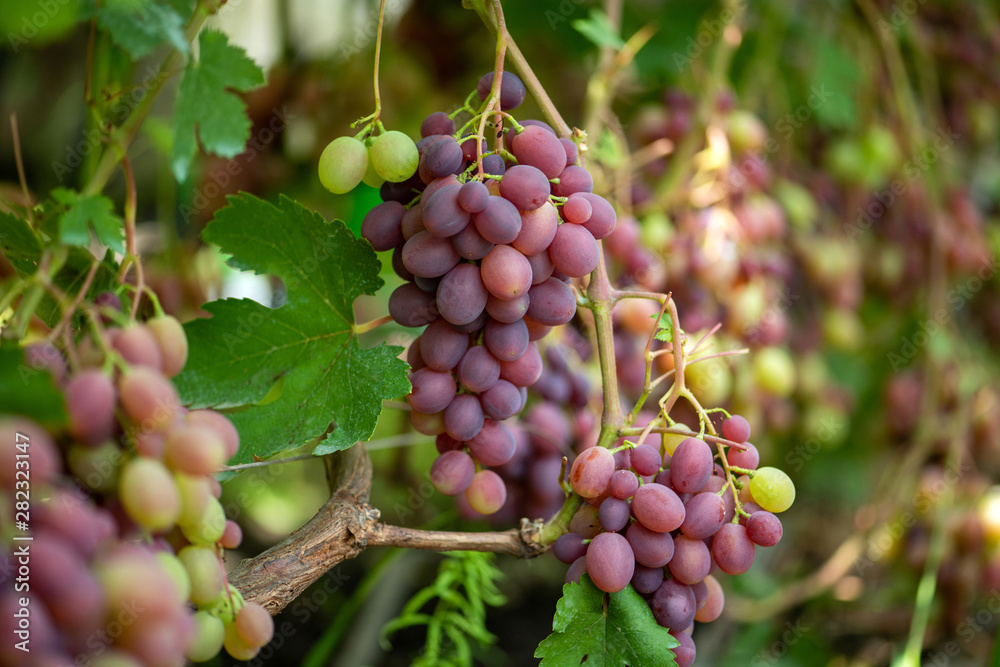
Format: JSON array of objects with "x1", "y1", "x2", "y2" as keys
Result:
[
  {"x1": 369, "y1": 130, "x2": 419, "y2": 182},
  {"x1": 155, "y1": 551, "x2": 192, "y2": 603},
  {"x1": 752, "y1": 347, "x2": 796, "y2": 397},
  {"x1": 187, "y1": 611, "x2": 226, "y2": 662},
  {"x1": 119, "y1": 458, "x2": 180, "y2": 532},
  {"x1": 178, "y1": 545, "x2": 225, "y2": 605},
  {"x1": 67, "y1": 441, "x2": 121, "y2": 493},
  {"x1": 318, "y1": 136, "x2": 368, "y2": 194},
  {"x1": 88, "y1": 649, "x2": 144, "y2": 667},
  {"x1": 181, "y1": 495, "x2": 227, "y2": 546},
  {"x1": 224, "y1": 621, "x2": 261, "y2": 661},
  {"x1": 749, "y1": 467, "x2": 796, "y2": 513},
  {"x1": 662, "y1": 423, "x2": 691, "y2": 456},
  {"x1": 362, "y1": 152, "x2": 384, "y2": 188}
]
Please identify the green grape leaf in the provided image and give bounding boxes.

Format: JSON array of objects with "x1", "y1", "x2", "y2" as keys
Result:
[
  {"x1": 0, "y1": 345, "x2": 68, "y2": 428},
  {"x1": 52, "y1": 188, "x2": 125, "y2": 253},
  {"x1": 535, "y1": 578, "x2": 679, "y2": 667},
  {"x1": 0, "y1": 211, "x2": 42, "y2": 276},
  {"x1": 174, "y1": 193, "x2": 410, "y2": 464},
  {"x1": 652, "y1": 312, "x2": 674, "y2": 343},
  {"x1": 171, "y1": 30, "x2": 265, "y2": 182},
  {"x1": 572, "y1": 10, "x2": 625, "y2": 50},
  {"x1": 81, "y1": 0, "x2": 189, "y2": 60}
]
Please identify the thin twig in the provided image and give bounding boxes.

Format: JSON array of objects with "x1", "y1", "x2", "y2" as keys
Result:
[{"x1": 10, "y1": 114, "x2": 32, "y2": 225}]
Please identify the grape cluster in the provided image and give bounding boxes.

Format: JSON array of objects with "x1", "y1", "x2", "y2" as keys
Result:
[
  {"x1": 553, "y1": 416, "x2": 793, "y2": 666},
  {"x1": 455, "y1": 344, "x2": 598, "y2": 524},
  {"x1": 342, "y1": 71, "x2": 616, "y2": 514},
  {"x1": 0, "y1": 313, "x2": 273, "y2": 666}
]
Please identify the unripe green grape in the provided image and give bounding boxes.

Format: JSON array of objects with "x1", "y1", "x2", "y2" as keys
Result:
[
  {"x1": 67, "y1": 441, "x2": 121, "y2": 493},
  {"x1": 119, "y1": 457, "x2": 181, "y2": 532},
  {"x1": 224, "y1": 621, "x2": 261, "y2": 660},
  {"x1": 187, "y1": 611, "x2": 226, "y2": 662},
  {"x1": 155, "y1": 551, "x2": 192, "y2": 603},
  {"x1": 178, "y1": 545, "x2": 225, "y2": 605},
  {"x1": 369, "y1": 130, "x2": 419, "y2": 182},
  {"x1": 176, "y1": 471, "x2": 213, "y2": 527},
  {"x1": 318, "y1": 136, "x2": 368, "y2": 194},
  {"x1": 752, "y1": 347, "x2": 796, "y2": 396},
  {"x1": 749, "y1": 467, "x2": 795, "y2": 513},
  {"x1": 362, "y1": 152, "x2": 384, "y2": 188},
  {"x1": 89, "y1": 649, "x2": 144, "y2": 667},
  {"x1": 206, "y1": 587, "x2": 244, "y2": 624},
  {"x1": 181, "y1": 495, "x2": 227, "y2": 546}
]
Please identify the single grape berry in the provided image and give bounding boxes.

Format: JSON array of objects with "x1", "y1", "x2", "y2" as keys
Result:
[{"x1": 319, "y1": 136, "x2": 369, "y2": 194}]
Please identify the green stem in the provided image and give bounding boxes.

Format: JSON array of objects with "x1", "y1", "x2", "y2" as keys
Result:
[
  {"x1": 81, "y1": 1, "x2": 215, "y2": 196},
  {"x1": 539, "y1": 492, "x2": 583, "y2": 545}
]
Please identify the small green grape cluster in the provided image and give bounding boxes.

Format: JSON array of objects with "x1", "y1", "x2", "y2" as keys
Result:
[{"x1": 318, "y1": 130, "x2": 419, "y2": 194}]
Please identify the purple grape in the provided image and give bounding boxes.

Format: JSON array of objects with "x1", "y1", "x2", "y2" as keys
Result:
[
  {"x1": 526, "y1": 277, "x2": 576, "y2": 326},
  {"x1": 609, "y1": 470, "x2": 639, "y2": 499},
  {"x1": 430, "y1": 451, "x2": 475, "y2": 495},
  {"x1": 511, "y1": 125, "x2": 567, "y2": 179},
  {"x1": 679, "y1": 492, "x2": 726, "y2": 540},
  {"x1": 419, "y1": 318, "x2": 469, "y2": 371},
  {"x1": 456, "y1": 345, "x2": 501, "y2": 393},
  {"x1": 670, "y1": 438, "x2": 714, "y2": 493},
  {"x1": 631, "y1": 564, "x2": 665, "y2": 595},
  {"x1": 483, "y1": 318, "x2": 529, "y2": 361},
  {"x1": 650, "y1": 579, "x2": 697, "y2": 632},
  {"x1": 407, "y1": 368, "x2": 457, "y2": 414},
  {"x1": 436, "y1": 263, "x2": 488, "y2": 326},
  {"x1": 668, "y1": 535, "x2": 712, "y2": 585},
  {"x1": 549, "y1": 223, "x2": 599, "y2": 278},
  {"x1": 585, "y1": 532, "x2": 635, "y2": 593},
  {"x1": 626, "y1": 523, "x2": 674, "y2": 568},
  {"x1": 598, "y1": 497, "x2": 631, "y2": 532},
  {"x1": 630, "y1": 444, "x2": 662, "y2": 476},
  {"x1": 727, "y1": 442, "x2": 759, "y2": 470},
  {"x1": 389, "y1": 283, "x2": 439, "y2": 327},
  {"x1": 632, "y1": 483, "x2": 685, "y2": 533},
  {"x1": 402, "y1": 231, "x2": 460, "y2": 278},
  {"x1": 361, "y1": 201, "x2": 406, "y2": 251},
  {"x1": 569, "y1": 446, "x2": 615, "y2": 498},
  {"x1": 746, "y1": 511, "x2": 783, "y2": 547},
  {"x1": 499, "y1": 165, "x2": 550, "y2": 211},
  {"x1": 479, "y1": 379, "x2": 522, "y2": 421},
  {"x1": 452, "y1": 223, "x2": 495, "y2": 260},
  {"x1": 721, "y1": 415, "x2": 751, "y2": 443},
  {"x1": 712, "y1": 523, "x2": 756, "y2": 574},
  {"x1": 474, "y1": 196, "x2": 521, "y2": 244},
  {"x1": 443, "y1": 394, "x2": 485, "y2": 441},
  {"x1": 553, "y1": 533, "x2": 587, "y2": 564},
  {"x1": 468, "y1": 419, "x2": 516, "y2": 466},
  {"x1": 476, "y1": 71, "x2": 526, "y2": 111}
]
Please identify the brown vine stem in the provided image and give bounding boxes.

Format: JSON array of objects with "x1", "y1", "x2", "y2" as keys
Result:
[
  {"x1": 466, "y1": 0, "x2": 571, "y2": 138},
  {"x1": 227, "y1": 445, "x2": 575, "y2": 614}
]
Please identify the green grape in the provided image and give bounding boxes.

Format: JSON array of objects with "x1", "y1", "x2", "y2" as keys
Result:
[
  {"x1": 155, "y1": 551, "x2": 192, "y2": 603},
  {"x1": 749, "y1": 467, "x2": 796, "y2": 513},
  {"x1": 178, "y1": 545, "x2": 225, "y2": 605},
  {"x1": 752, "y1": 347, "x2": 796, "y2": 396},
  {"x1": 369, "y1": 130, "x2": 419, "y2": 182},
  {"x1": 187, "y1": 611, "x2": 226, "y2": 662},
  {"x1": 362, "y1": 150, "x2": 384, "y2": 188},
  {"x1": 206, "y1": 587, "x2": 244, "y2": 624},
  {"x1": 318, "y1": 136, "x2": 369, "y2": 194},
  {"x1": 119, "y1": 457, "x2": 181, "y2": 532},
  {"x1": 88, "y1": 649, "x2": 144, "y2": 667},
  {"x1": 181, "y1": 495, "x2": 227, "y2": 546},
  {"x1": 176, "y1": 472, "x2": 213, "y2": 527},
  {"x1": 67, "y1": 441, "x2": 121, "y2": 493}
]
